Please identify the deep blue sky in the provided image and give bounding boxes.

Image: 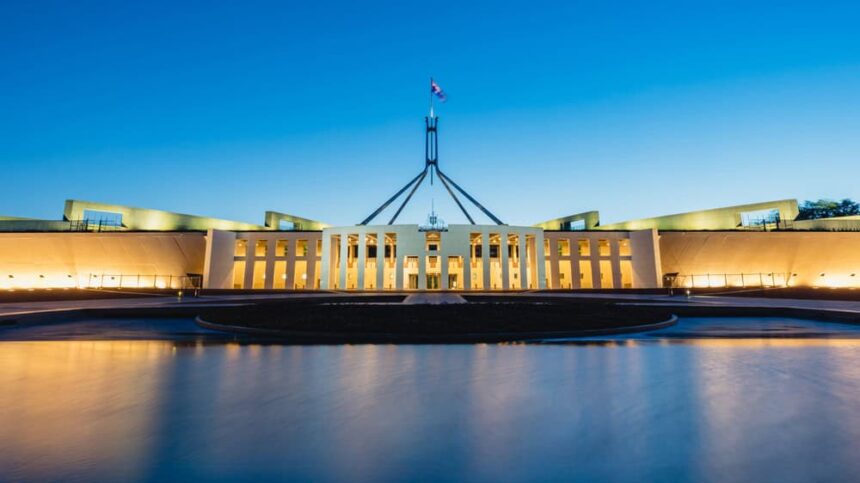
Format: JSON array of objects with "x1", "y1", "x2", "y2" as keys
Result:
[{"x1": 1, "y1": 0, "x2": 859, "y2": 226}]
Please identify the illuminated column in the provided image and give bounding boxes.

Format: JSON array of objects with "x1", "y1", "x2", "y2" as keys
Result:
[
  {"x1": 339, "y1": 232, "x2": 348, "y2": 290},
  {"x1": 611, "y1": 238, "x2": 622, "y2": 289},
  {"x1": 320, "y1": 233, "x2": 331, "y2": 289},
  {"x1": 590, "y1": 237, "x2": 601, "y2": 288},
  {"x1": 286, "y1": 237, "x2": 297, "y2": 289},
  {"x1": 395, "y1": 240, "x2": 404, "y2": 290},
  {"x1": 535, "y1": 232, "x2": 547, "y2": 289},
  {"x1": 376, "y1": 232, "x2": 385, "y2": 290},
  {"x1": 306, "y1": 235, "x2": 318, "y2": 289},
  {"x1": 418, "y1": 250, "x2": 427, "y2": 290},
  {"x1": 264, "y1": 237, "x2": 275, "y2": 289},
  {"x1": 243, "y1": 237, "x2": 254, "y2": 289},
  {"x1": 440, "y1": 233, "x2": 449, "y2": 290},
  {"x1": 356, "y1": 230, "x2": 366, "y2": 290},
  {"x1": 500, "y1": 231, "x2": 510, "y2": 289},
  {"x1": 518, "y1": 234, "x2": 527, "y2": 289},
  {"x1": 570, "y1": 245, "x2": 581, "y2": 289},
  {"x1": 547, "y1": 237, "x2": 559, "y2": 289},
  {"x1": 463, "y1": 240, "x2": 472, "y2": 291},
  {"x1": 482, "y1": 231, "x2": 491, "y2": 290}
]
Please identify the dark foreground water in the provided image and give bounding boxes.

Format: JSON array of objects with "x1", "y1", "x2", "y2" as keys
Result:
[{"x1": 2, "y1": 317, "x2": 860, "y2": 482}]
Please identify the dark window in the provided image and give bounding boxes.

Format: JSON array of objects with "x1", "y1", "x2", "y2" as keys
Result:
[
  {"x1": 367, "y1": 245, "x2": 377, "y2": 258},
  {"x1": 474, "y1": 245, "x2": 482, "y2": 257},
  {"x1": 428, "y1": 243, "x2": 438, "y2": 251},
  {"x1": 385, "y1": 245, "x2": 396, "y2": 258},
  {"x1": 349, "y1": 245, "x2": 358, "y2": 258},
  {"x1": 490, "y1": 245, "x2": 500, "y2": 258}
]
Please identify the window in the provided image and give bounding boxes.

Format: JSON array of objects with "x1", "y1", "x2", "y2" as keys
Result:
[
  {"x1": 235, "y1": 239, "x2": 248, "y2": 258},
  {"x1": 558, "y1": 239, "x2": 570, "y2": 257},
  {"x1": 82, "y1": 209, "x2": 123, "y2": 227},
  {"x1": 620, "y1": 260, "x2": 633, "y2": 288},
  {"x1": 598, "y1": 239, "x2": 610, "y2": 257},
  {"x1": 274, "y1": 261, "x2": 287, "y2": 288},
  {"x1": 367, "y1": 245, "x2": 378, "y2": 258},
  {"x1": 278, "y1": 220, "x2": 296, "y2": 230},
  {"x1": 619, "y1": 239, "x2": 631, "y2": 257},
  {"x1": 578, "y1": 239, "x2": 590, "y2": 256},
  {"x1": 232, "y1": 260, "x2": 246, "y2": 288},
  {"x1": 740, "y1": 208, "x2": 780, "y2": 227},
  {"x1": 425, "y1": 233, "x2": 441, "y2": 252},
  {"x1": 252, "y1": 261, "x2": 267, "y2": 288},
  {"x1": 490, "y1": 245, "x2": 500, "y2": 258},
  {"x1": 255, "y1": 240, "x2": 268, "y2": 258},
  {"x1": 316, "y1": 239, "x2": 322, "y2": 256},
  {"x1": 297, "y1": 240, "x2": 308, "y2": 257},
  {"x1": 599, "y1": 260, "x2": 614, "y2": 288},
  {"x1": 276, "y1": 240, "x2": 288, "y2": 257},
  {"x1": 564, "y1": 219, "x2": 586, "y2": 231}
]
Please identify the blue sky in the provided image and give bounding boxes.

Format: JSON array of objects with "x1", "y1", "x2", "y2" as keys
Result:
[{"x1": 1, "y1": 0, "x2": 858, "y2": 226}]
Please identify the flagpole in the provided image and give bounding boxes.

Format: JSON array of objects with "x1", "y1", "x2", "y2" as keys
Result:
[{"x1": 429, "y1": 77, "x2": 434, "y2": 118}]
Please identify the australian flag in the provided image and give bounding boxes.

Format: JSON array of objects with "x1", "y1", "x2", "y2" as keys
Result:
[{"x1": 430, "y1": 79, "x2": 447, "y2": 102}]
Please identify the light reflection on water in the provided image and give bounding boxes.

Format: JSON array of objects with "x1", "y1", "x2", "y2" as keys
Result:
[{"x1": 2, "y1": 326, "x2": 860, "y2": 481}]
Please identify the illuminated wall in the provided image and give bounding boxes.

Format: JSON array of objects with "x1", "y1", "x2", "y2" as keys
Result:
[
  {"x1": 543, "y1": 229, "x2": 662, "y2": 289},
  {"x1": 660, "y1": 231, "x2": 860, "y2": 288},
  {"x1": 0, "y1": 232, "x2": 206, "y2": 289},
  {"x1": 320, "y1": 225, "x2": 546, "y2": 291},
  {"x1": 536, "y1": 199, "x2": 801, "y2": 232},
  {"x1": 203, "y1": 230, "x2": 324, "y2": 289}
]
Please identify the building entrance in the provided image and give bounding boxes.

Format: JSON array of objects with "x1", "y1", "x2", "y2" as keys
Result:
[{"x1": 426, "y1": 273, "x2": 440, "y2": 290}]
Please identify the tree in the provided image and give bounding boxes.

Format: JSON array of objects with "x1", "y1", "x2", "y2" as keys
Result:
[{"x1": 797, "y1": 198, "x2": 860, "y2": 220}]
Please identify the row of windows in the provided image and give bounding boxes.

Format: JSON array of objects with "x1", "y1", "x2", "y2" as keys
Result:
[
  {"x1": 235, "y1": 239, "x2": 320, "y2": 258},
  {"x1": 550, "y1": 238, "x2": 631, "y2": 257}
]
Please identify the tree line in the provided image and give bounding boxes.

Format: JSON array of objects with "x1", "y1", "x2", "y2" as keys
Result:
[{"x1": 797, "y1": 199, "x2": 860, "y2": 220}]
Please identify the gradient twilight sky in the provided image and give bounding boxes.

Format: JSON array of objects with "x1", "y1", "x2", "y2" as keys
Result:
[{"x1": 1, "y1": 1, "x2": 859, "y2": 227}]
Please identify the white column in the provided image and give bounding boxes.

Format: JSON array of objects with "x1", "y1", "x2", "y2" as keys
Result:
[
  {"x1": 547, "y1": 237, "x2": 559, "y2": 289},
  {"x1": 571, "y1": 239, "x2": 582, "y2": 289},
  {"x1": 535, "y1": 232, "x2": 547, "y2": 289},
  {"x1": 243, "y1": 236, "x2": 254, "y2": 289},
  {"x1": 376, "y1": 232, "x2": 385, "y2": 290},
  {"x1": 320, "y1": 232, "x2": 331, "y2": 289},
  {"x1": 286, "y1": 237, "x2": 297, "y2": 289},
  {"x1": 590, "y1": 237, "x2": 602, "y2": 288},
  {"x1": 518, "y1": 234, "x2": 527, "y2": 290},
  {"x1": 339, "y1": 233, "x2": 348, "y2": 290},
  {"x1": 395, "y1": 245, "x2": 404, "y2": 290},
  {"x1": 356, "y1": 231, "x2": 366, "y2": 290},
  {"x1": 264, "y1": 238, "x2": 275, "y2": 289},
  {"x1": 500, "y1": 232, "x2": 510, "y2": 290},
  {"x1": 306, "y1": 236, "x2": 318, "y2": 290},
  {"x1": 464, "y1": 242, "x2": 472, "y2": 291},
  {"x1": 611, "y1": 238, "x2": 622, "y2": 289},
  {"x1": 482, "y1": 231, "x2": 491, "y2": 290}
]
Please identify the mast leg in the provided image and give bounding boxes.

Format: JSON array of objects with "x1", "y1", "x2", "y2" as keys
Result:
[
  {"x1": 437, "y1": 169, "x2": 505, "y2": 225},
  {"x1": 360, "y1": 169, "x2": 426, "y2": 225},
  {"x1": 388, "y1": 168, "x2": 428, "y2": 224},
  {"x1": 437, "y1": 167, "x2": 475, "y2": 224}
]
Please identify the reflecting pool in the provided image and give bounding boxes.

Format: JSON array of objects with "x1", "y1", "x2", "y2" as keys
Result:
[{"x1": 2, "y1": 317, "x2": 860, "y2": 481}]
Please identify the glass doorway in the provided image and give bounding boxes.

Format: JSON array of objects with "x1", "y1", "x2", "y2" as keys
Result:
[{"x1": 426, "y1": 274, "x2": 440, "y2": 290}]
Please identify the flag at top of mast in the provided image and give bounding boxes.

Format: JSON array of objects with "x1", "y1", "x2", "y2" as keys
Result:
[
  {"x1": 429, "y1": 78, "x2": 446, "y2": 117},
  {"x1": 431, "y1": 78, "x2": 447, "y2": 102}
]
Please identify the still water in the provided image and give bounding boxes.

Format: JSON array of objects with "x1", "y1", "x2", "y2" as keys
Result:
[{"x1": 2, "y1": 317, "x2": 860, "y2": 482}]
